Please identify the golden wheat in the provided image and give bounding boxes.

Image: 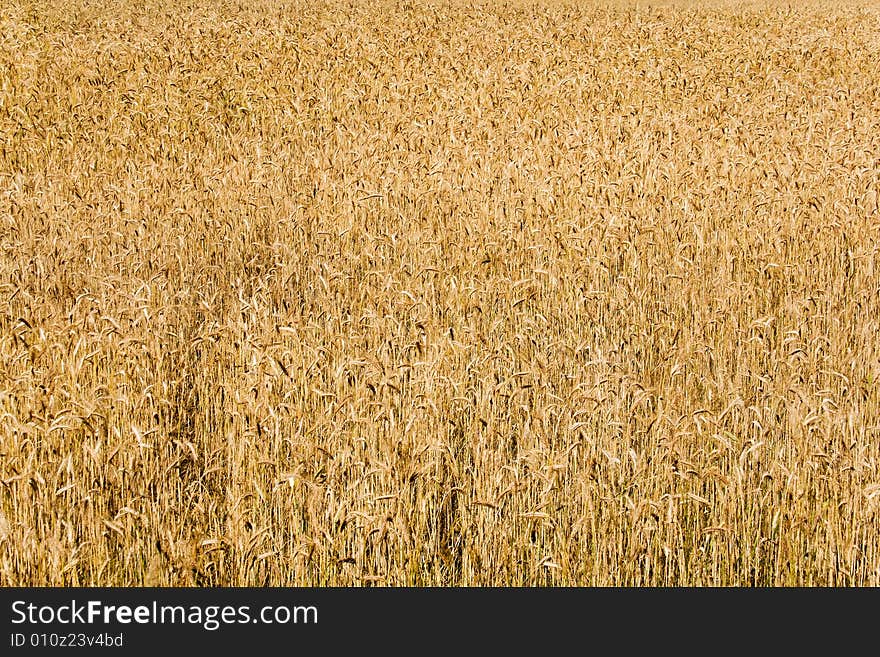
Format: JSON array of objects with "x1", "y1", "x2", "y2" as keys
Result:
[{"x1": 1, "y1": 0, "x2": 879, "y2": 585}]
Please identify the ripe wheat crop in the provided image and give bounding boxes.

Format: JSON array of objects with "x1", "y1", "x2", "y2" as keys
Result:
[{"x1": 1, "y1": 0, "x2": 880, "y2": 585}]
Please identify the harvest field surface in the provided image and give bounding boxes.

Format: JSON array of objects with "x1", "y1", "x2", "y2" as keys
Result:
[{"x1": 1, "y1": 0, "x2": 880, "y2": 586}]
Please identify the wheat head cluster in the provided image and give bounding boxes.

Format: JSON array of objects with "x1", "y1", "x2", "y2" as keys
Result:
[{"x1": 1, "y1": 0, "x2": 879, "y2": 586}]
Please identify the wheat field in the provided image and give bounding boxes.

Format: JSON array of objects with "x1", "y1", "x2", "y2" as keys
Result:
[{"x1": 1, "y1": 0, "x2": 879, "y2": 586}]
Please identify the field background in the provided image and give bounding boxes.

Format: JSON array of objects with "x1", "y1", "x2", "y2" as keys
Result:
[{"x1": 2, "y1": 0, "x2": 880, "y2": 585}]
